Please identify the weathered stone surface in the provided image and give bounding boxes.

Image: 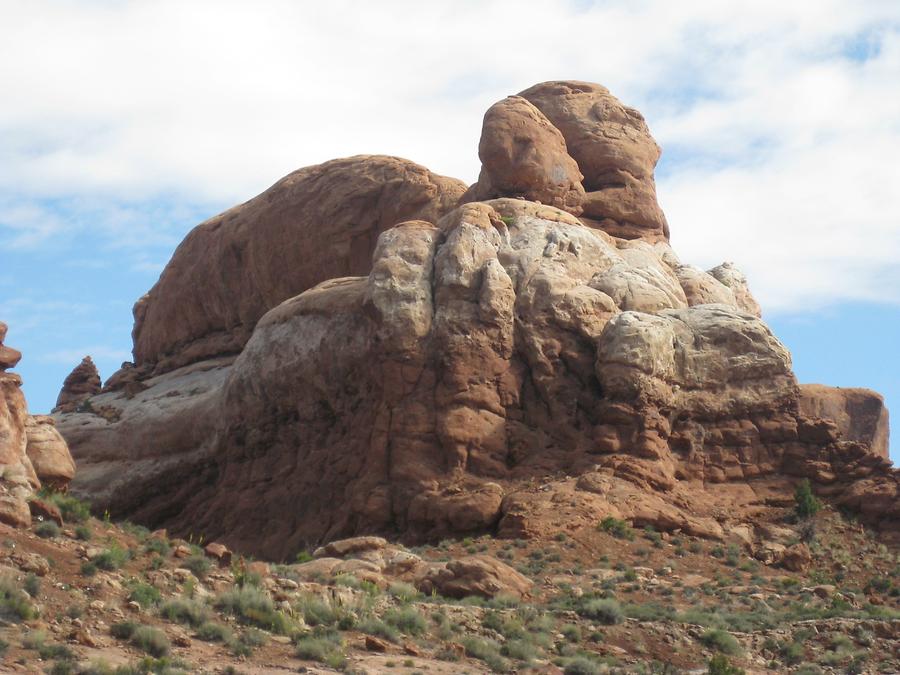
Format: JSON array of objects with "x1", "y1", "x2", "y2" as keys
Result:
[
  {"x1": 799, "y1": 384, "x2": 889, "y2": 460},
  {"x1": 54, "y1": 356, "x2": 101, "y2": 412},
  {"x1": 130, "y1": 156, "x2": 466, "y2": 375},
  {"x1": 781, "y1": 543, "x2": 812, "y2": 572},
  {"x1": 708, "y1": 262, "x2": 762, "y2": 317},
  {"x1": 0, "y1": 326, "x2": 41, "y2": 494},
  {"x1": 25, "y1": 415, "x2": 76, "y2": 489},
  {"x1": 461, "y1": 95, "x2": 584, "y2": 213},
  {"x1": 0, "y1": 495, "x2": 31, "y2": 528},
  {"x1": 415, "y1": 555, "x2": 533, "y2": 599},
  {"x1": 29, "y1": 497, "x2": 63, "y2": 526},
  {"x1": 519, "y1": 81, "x2": 668, "y2": 241}
]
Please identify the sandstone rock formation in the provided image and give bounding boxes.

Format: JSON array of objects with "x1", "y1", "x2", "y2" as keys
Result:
[
  {"x1": 130, "y1": 156, "x2": 466, "y2": 376},
  {"x1": 461, "y1": 96, "x2": 584, "y2": 213},
  {"x1": 520, "y1": 81, "x2": 669, "y2": 241},
  {"x1": 24, "y1": 415, "x2": 77, "y2": 489},
  {"x1": 55, "y1": 80, "x2": 896, "y2": 559},
  {"x1": 799, "y1": 384, "x2": 889, "y2": 460},
  {"x1": 54, "y1": 356, "x2": 101, "y2": 412},
  {"x1": 0, "y1": 322, "x2": 77, "y2": 527}
]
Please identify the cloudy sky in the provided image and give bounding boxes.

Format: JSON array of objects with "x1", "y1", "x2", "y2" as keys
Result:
[{"x1": 2, "y1": 0, "x2": 898, "y2": 462}]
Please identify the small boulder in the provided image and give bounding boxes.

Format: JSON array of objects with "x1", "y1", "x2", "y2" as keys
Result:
[
  {"x1": 781, "y1": 543, "x2": 812, "y2": 572},
  {"x1": 416, "y1": 555, "x2": 532, "y2": 599},
  {"x1": 0, "y1": 495, "x2": 31, "y2": 528},
  {"x1": 313, "y1": 536, "x2": 387, "y2": 559},
  {"x1": 204, "y1": 542, "x2": 232, "y2": 567},
  {"x1": 28, "y1": 497, "x2": 63, "y2": 526}
]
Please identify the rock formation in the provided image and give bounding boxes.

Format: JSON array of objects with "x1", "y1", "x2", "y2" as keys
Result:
[
  {"x1": 54, "y1": 81, "x2": 896, "y2": 560},
  {"x1": 0, "y1": 322, "x2": 77, "y2": 528},
  {"x1": 130, "y1": 156, "x2": 466, "y2": 376},
  {"x1": 54, "y1": 356, "x2": 101, "y2": 412}
]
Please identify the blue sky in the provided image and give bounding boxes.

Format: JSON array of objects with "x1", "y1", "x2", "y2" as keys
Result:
[{"x1": 1, "y1": 1, "x2": 898, "y2": 464}]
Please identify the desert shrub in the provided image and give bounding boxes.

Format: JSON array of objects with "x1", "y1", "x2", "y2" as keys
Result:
[
  {"x1": 182, "y1": 554, "x2": 211, "y2": 578},
  {"x1": 462, "y1": 636, "x2": 510, "y2": 672},
  {"x1": 707, "y1": 654, "x2": 745, "y2": 675},
  {"x1": 561, "y1": 624, "x2": 582, "y2": 642},
  {"x1": 35, "y1": 520, "x2": 61, "y2": 538},
  {"x1": 562, "y1": 656, "x2": 601, "y2": 675},
  {"x1": 131, "y1": 625, "x2": 170, "y2": 657},
  {"x1": 81, "y1": 561, "x2": 98, "y2": 577},
  {"x1": 387, "y1": 581, "x2": 420, "y2": 602},
  {"x1": 144, "y1": 538, "x2": 170, "y2": 557},
  {"x1": 502, "y1": 638, "x2": 539, "y2": 662},
  {"x1": 110, "y1": 621, "x2": 138, "y2": 639},
  {"x1": 384, "y1": 606, "x2": 427, "y2": 635},
  {"x1": 159, "y1": 597, "x2": 211, "y2": 627},
  {"x1": 358, "y1": 617, "x2": 399, "y2": 643},
  {"x1": 94, "y1": 546, "x2": 129, "y2": 571},
  {"x1": 598, "y1": 516, "x2": 634, "y2": 540},
  {"x1": 120, "y1": 521, "x2": 151, "y2": 541},
  {"x1": 700, "y1": 629, "x2": 742, "y2": 655},
  {"x1": 794, "y1": 479, "x2": 822, "y2": 519},
  {"x1": 295, "y1": 594, "x2": 342, "y2": 627},
  {"x1": 229, "y1": 628, "x2": 267, "y2": 656},
  {"x1": 24, "y1": 630, "x2": 74, "y2": 660},
  {"x1": 196, "y1": 621, "x2": 231, "y2": 642},
  {"x1": 128, "y1": 582, "x2": 162, "y2": 608},
  {"x1": 780, "y1": 640, "x2": 804, "y2": 665},
  {"x1": 40, "y1": 490, "x2": 91, "y2": 523},
  {"x1": 24, "y1": 573, "x2": 40, "y2": 597},
  {"x1": 216, "y1": 585, "x2": 291, "y2": 633},
  {"x1": 75, "y1": 524, "x2": 93, "y2": 541},
  {"x1": 578, "y1": 598, "x2": 623, "y2": 625},
  {"x1": 0, "y1": 576, "x2": 37, "y2": 621},
  {"x1": 295, "y1": 550, "x2": 313, "y2": 563},
  {"x1": 295, "y1": 632, "x2": 345, "y2": 667}
]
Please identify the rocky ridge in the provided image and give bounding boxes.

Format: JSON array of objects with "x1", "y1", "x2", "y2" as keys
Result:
[{"x1": 51, "y1": 80, "x2": 896, "y2": 563}]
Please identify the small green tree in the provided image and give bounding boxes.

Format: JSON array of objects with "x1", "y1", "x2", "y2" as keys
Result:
[
  {"x1": 794, "y1": 479, "x2": 822, "y2": 519},
  {"x1": 708, "y1": 654, "x2": 745, "y2": 675}
]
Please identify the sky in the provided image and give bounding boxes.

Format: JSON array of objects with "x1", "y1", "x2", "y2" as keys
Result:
[{"x1": 1, "y1": 0, "x2": 898, "y2": 464}]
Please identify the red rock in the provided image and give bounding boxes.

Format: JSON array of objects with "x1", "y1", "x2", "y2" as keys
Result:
[
  {"x1": 462, "y1": 95, "x2": 584, "y2": 214},
  {"x1": 781, "y1": 543, "x2": 812, "y2": 573},
  {"x1": 0, "y1": 495, "x2": 31, "y2": 528},
  {"x1": 204, "y1": 542, "x2": 232, "y2": 567},
  {"x1": 364, "y1": 635, "x2": 389, "y2": 652},
  {"x1": 799, "y1": 384, "x2": 890, "y2": 460},
  {"x1": 415, "y1": 555, "x2": 533, "y2": 600},
  {"x1": 25, "y1": 415, "x2": 76, "y2": 489},
  {"x1": 54, "y1": 356, "x2": 101, "y2": 412},
  {"x1": 129, "y1": 156, "x2": 466, "y2": 375}
]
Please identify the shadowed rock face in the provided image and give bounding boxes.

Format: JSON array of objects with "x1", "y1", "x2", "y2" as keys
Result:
[
  {"x1": 55, "y1": 81, "x2": 896, "y2": 559},
  {"x1": 799, "y1": 385, "x2": 890, "y2": 460},
  {"x1": 55, "y1": 356, "x2": 101, "y2": 413},
  {"x1": 130, "y1": 156, "x2": 466, "y2": 376}
]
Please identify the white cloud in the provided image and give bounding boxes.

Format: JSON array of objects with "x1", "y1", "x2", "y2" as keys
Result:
[{"x1": 1, "y1": 0, "x2": 899, "y2": 312}]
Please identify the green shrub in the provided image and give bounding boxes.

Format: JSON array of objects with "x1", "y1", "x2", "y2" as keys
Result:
[
  {"x1": 780, "y1": 640, "x2": 804, "y2": 665},
  {"x1": 131, "y1": 625, "x2": 170, "y2": 657},
  {"x1": 700, "y1": 629, "x2": 742, "y2": 656},
  {"x1": 578, "y1": 598, "x2": 623, "y2": 625},
  {"x1": 598, "y1": 516, "x2": 634, "y2": 540},
  {"x1": 182, "y1": 554, "x2": 211, "y2": 579},
  {"x1": 295, "y1": 550, "x2": 313, "y2": 563},
  {"x1": 93, "y1": 546, "x2": 129, "y2": 571},
  {"x1": 461, "y1": 636, "x2": 510, "y2": 673},
  {"x1": 24, "y1": 573, "x2": 40, "y2": 597},
  {"x1": 196, "y1": 621, "x2": 231, "y2": 642},
  {"x1": 41, "y1": 491, "x2": 91, "y2": 523},
  {"x1": 295, "y1": 634, "x2": 345, "y2": 667},
  {"x1": 0, "y1": 576, "x2": 38, "y2": 621},
  {"x1": 159, "y1": 597, "x2": 211, "y2": 627},
  {"x1": 295, "y1": 594, "x2": 343, "y2": 627},
  {"x1": 110, "y1": 621, "x2": 138, "y2": 639},
  {"x1": 794, "y1": 479, "x2": 822, "y2": 519},
  {"x1": 216, "y1": 585, "x2": 291, "y2": 634},
  {"x1": 384, "y1": 606, "x2": 427, "y2": 635},
  {"x1": 144, "y1": 538, "x2": 170, "y2": 557},
  {"x1": 229, "y1": 628, "x2": 267, "y2": 656},
  {"x1": 75, "y1": 524, "x2": 93, "y2": 541},
  {"x1": 707, "y1": 654, "x2": 746, "y2": 675},
  {"x1": 501, "y1": 638, "x2": 539, "y2": 662},
  {"x1": 35, "y1": 520, "x2": 61, "y2": 538},
  {"x1": 387, "y1": 581, "x2": 420, "y2": 602},
  {"x1": 81, "y1": 561, "x2": 98, "y2": 577},
  {"x1": 358, "y1": 617, "x2": 399, "y2": 643},
  {"x1": 563, "y1": 657, "x2": 601, "y2": 675},
  {"x1": 127, "y1": 582, "x2": 161, "y2": 608}
]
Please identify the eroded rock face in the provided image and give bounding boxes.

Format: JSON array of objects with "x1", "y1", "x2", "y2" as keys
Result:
[
  {"x1": 131, "y1": 156, "x2": 466, "y2": 375},
  {"x1": 461, "y1": 96, "x2": 584, "y2": 213},
  {"x1": 53, "y1": 81, "x2": 896, "y2": 558},
  {"x1": 799, "y1": 385, "x2": 889, "y2": 460},
  {"x1": 519, "y1": 81, "x2": 669, "y2": 241},
  {"x1": 55, "y1": 356, "x2": 101, "y2": 413},
  {"x1": 24, "y1": 416, "x2": 76, "y2": 489}
]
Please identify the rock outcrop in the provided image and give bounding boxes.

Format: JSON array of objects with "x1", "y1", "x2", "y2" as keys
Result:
[
  {"x1": 129, "y1": 156, "x2": 466, "y2": 376},
  {"x1": 55, "y1": 80, "x2": 895, "y2": 559},
  {"x1": 54, "y1": 356, "x2": 101, "y2": 412},
  {"x1": 799, "y1": 384, "x2": 889, "y2": 460},
  {"x1": 0, "y1": 323, "x2": 77, "y2": 527}
]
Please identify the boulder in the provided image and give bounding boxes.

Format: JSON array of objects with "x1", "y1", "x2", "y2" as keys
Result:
[
  {"x1": 708, "y1": 262, "x2": 762, "y2": 317},
  {"x1": 415, "y1": 555, "x2": 533, "y2": 599},
  {"x1": 29, "y1": 497, "x2": 63, "y2": 526},
  {"x1": 799, "y1": 384, "x2": 889, "y2": 459},
  {"x1": 25, "y1": 415, "x2": 76, "y2": 489},
  {"x1": 0, "y1": 495, "x2": 31, "y2": 528},
  {"x1": 519, "y1": 81, "x2": 668, "y2": 241},
  {"x1": 781, "y1": 543, "x2": 812, "y2": 573},
  {"x1": 54, "y1": 356, "x2": 101, "y2": 412},
  {"x1": 130, "y1": 155, "x2": 466, "y2": 375},
  {"x1": 461, "y1": 95, "x2": 584, "y2": 213}
]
